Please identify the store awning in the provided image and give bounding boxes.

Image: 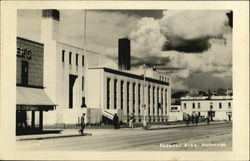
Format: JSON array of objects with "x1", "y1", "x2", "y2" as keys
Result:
[{"x1": 16, "y1": 86, "x2": 56, "y2": 111}]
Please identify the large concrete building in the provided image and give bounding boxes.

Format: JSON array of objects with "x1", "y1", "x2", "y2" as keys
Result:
[
  {"x1": 86, "y1": 67, "x2": 171, "y2": 123},
  {"x1": 17, "y1": 9, "x2": 172, "y2": 126},
  {"x1": 41, "y1": 10, "x2": 99, "y2": 125}
]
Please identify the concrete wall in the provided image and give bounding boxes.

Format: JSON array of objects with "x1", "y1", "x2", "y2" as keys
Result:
[{"x1": 86, "y1": 68, "x2": 171, "y2": 123}]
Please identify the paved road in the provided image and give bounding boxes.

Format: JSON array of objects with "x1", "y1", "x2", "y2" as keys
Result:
[{"x1": 17, "y1": 123, "x2": 232, "y2": 151}]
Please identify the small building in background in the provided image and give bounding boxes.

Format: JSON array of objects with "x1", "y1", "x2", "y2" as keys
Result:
[
  {"x1": 168, "y1": 105, "x2": 183, "y2": 121},
  {"x1": 180, "y1": 95, "x2": 232, "y2": 121}
]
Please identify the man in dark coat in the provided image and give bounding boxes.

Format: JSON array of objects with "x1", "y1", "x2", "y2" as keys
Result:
[
  {"x1": 79, "y1": 113, "x2": 85, "y2": 135},
  {"x1": 206, "y1": 114, "x2": 210, "y2": 124},
  {"x1": 113, "y1": 113, "x2": 119, "y2": 129}
]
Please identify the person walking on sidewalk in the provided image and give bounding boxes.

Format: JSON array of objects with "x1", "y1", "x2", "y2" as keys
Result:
[
  {"x1": 206, "y1": 114, "x2": 210, "y2": 124},
  {"x1": 195, "y1": 113, "x2": 199, "y2": 126},
  {"x1": 129, "y1": 113, "x2": 135, "y2": 128},
  {"x1": 113, "y1": 113, "x2": 119, "y2": 129},
  {"x1": 185, "y1": 114, "x2": 190, "y2": 126},
  {"x1": 79, "y1": 113, "x2": 85, "y2": 135}
]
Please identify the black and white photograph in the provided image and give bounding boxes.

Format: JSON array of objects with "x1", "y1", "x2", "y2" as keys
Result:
[{"x1": 0, "y1": 1, "x2": 249, "y2": 160}]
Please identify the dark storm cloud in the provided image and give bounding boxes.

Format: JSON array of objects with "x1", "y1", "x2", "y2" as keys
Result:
[
  {"x1": 131, "y1": 56, "x2": 171, "y2": 67},
  {"x1": 159, "y1": 11, "x2": 231, "y2": 53},
  {"x1": 162, "y1": 36, "x2": 212, "y2": 53}
]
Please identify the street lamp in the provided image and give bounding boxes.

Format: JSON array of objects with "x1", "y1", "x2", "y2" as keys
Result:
[{"x1": 142, "y1": 64, "x2": 147, "y2": 129}]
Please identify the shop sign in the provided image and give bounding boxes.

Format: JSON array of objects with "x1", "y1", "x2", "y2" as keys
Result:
[{"x1": 17, "y1": 47, "x2": 32, "y2": 59}]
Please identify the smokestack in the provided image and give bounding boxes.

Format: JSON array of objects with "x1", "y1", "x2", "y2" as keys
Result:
[
  {"x1": 41, "y1": 9, "x2": 60, "y2": 42},
  {"x1": 42, "y1": 9, "x2": 60, "y2": 21},
  {"x1": 118, "y1": 38, "x2": 131, "y2": 70}
]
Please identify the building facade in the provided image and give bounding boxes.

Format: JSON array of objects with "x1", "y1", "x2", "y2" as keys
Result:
[
  {"x1": 16, "y1": 37, "x2": 55, "y2": 134},
  {"x1": 86, "y1": 67, "x2": 171, "y2": 123},
  {"x1": 41, "y1": 10, "x2": 99, "y2": 125},
  {"x1": 17, "y1": 9, "x2": 172, "y2": 126},
  {"x1": 181, "y1": 95, "x2": 233, "y2": 121}
]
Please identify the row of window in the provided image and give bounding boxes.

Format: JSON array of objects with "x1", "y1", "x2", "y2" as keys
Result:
[
  {"x1": 106, "y1": 78, "x2": 167, "y2": 116},
  {"x1": 61, "y1": 50, "x2": 84, "y2": 66},
  {"x1": 183, "y1": 102, "x2": 232, "y2": 109}
]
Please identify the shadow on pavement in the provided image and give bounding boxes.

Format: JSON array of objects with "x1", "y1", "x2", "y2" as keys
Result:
[{"x1": 16, "y1": 129, "x2": 63, "y2": 136}]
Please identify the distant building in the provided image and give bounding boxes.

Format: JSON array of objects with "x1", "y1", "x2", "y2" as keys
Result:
[
  {"x1": 180, "y1": 95, "x2": 232, "y2": 121},
  {"x1": 168, "y1": 105, "x2": 183, "y2": 121}
]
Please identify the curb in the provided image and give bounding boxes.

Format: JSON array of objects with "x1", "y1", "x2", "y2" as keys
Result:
[
  {"x1": 17, "y1": 133, "x2": 92, "y2": 141},
  {"x1": 147, "y1": 122, "x2": 230, "y2": 130}
]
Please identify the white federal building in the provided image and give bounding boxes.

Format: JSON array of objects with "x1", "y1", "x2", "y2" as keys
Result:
[{"x1": 40, "y1": 9, "x2": 171, "y2": 125}]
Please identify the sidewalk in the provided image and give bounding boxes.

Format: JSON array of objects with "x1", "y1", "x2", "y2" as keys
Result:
[
  {"x1": 147, "y1": 120, "x2": 230, "y2": 130},
  {"x1": 16, "y1": 121, "x2": 230, "y2": 141}
]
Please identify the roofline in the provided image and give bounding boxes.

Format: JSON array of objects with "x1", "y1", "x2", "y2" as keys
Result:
[
  {"x1": 56, "y1": 41, "x2": 99, "y2": 55},
  {"x1": 17, "y1": 37, "x2": 44, "y2": 46},
  {"x1": 88, "y1": 67, "x2": 170, "y2": 86},
  {"x1": 181, "y1": 99, "x2": 233, "y2": 101}
]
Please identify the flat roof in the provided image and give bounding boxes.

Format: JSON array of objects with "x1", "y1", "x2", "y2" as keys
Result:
[
  {"x1": 88, "y1": 67, "x2": 169, "y2": 86},
  {"x1": 17, "y1": 37, "x2": 44, "y2": 46}
]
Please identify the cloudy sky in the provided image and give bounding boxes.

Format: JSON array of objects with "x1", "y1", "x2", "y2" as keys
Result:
[{"x1": 17, "y1": 9, "x2": 232, "y2": 91}]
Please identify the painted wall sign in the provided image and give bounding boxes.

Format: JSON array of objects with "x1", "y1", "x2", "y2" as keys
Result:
[{"x1": 17, "y1": 47, "x2": 32, "y2": 59}]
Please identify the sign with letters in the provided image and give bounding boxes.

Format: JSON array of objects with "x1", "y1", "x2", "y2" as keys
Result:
[{"x1": 17, "y1": 47, "x2": 32, "y2": 59}]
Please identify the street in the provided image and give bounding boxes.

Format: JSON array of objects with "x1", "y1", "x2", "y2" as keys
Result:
[{"x1": 17, "y1": 123, "x2": 232, "y2": 151}]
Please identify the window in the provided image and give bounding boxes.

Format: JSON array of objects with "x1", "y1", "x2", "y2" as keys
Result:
[
  {"x1": 82, "y1": 76, "x2": 84, "y2": 91},
  {"x1": 198, "y1": 102, "x2": 200, "y2": 109},
  {"x1": 184, "y1": 103, "x2": 187, "y2": 109},
  {"x1": 81, "y1": 97, "x2": 86, "y2": 108},
  {"x1": 138, "y1": 84, "x2": 141, "y2": 115},
  {"x1": 82, "y1": 55, "x2": 84, "y2": 66},
  {"x1": 62, "y1": 50, "x2": 65, "y2": 62},
  {"x1": 159, "y1": 76, "x2": 161, "y2": 80},
  {"x1": 107, "y1": 78, "x2": 111, "y2": 109},
  {"x1": 153, "y1": 87, "x2": 155, "y2": 114},
  {"x1": 127, "y1": 82, "x2": 130, "y2": 115},
  {"x1": 148, "y1": 86, "x2": 150, "y2": 115},
  {"x1": 69, "y1": 52, "x2": 72, "y2": 64},
  {"x1": 192, "y1": 103, "x2": 195, "y2": 109},
  {"x1": 21, "y1": 60, "x2": 29, "y2": 85},
  {"x1": 121, "y1": 81, "x2": 124, "y2": 110},
  {"x1": 210, "y1": 102, "x2": 213, "y2": 109},
  {"x1": 219, "y1": 102, "x2": 222, "y2": 109},
  {"x1": 132, "y1": 83, "x2": 136, "y2": 113},
  {"x1": 228, "y1": 102, "x2": 231, "y2": 109},
  {"x1": 161, "y1": 89, "x2": 164, "y2": 115},
  {"x1": 114, "y1": 79, "x2": 117, "y2": 109},
  {"x1": 76, "y1": 54, "x2": 78, "y2": 66}
]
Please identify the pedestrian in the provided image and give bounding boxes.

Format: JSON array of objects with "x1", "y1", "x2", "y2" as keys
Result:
[
  {"x1": 185, "y1": 114, "x2": 190, "y2": 126},
  {"x1": 191, "y1": 113, "x2": 195, "y2": 125},
  {"x1": 206, "y1": 114, "x2": 210, "y2": 124},
  {"x1": 129, "y1": 113, "x2": 134, "y2": 128},
  {"x1": 113, "y1": 113, "x2": 119, "y2": 129},
  {"x1": 195, "y1": 113, "x2": 199, "y2": 125},
  {"x1": 79, "y1": 113, "x2": 85, "y2": 135}
]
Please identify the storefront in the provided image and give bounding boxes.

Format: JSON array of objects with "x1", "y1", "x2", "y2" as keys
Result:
[{"x1": 16, "y1": 37, "x2": 55, "y2": 134}]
